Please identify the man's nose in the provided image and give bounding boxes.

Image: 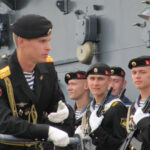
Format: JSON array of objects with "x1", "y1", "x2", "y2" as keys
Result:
[{"x1": 46, "y1": 43, "x2": 51, "y2": 51}]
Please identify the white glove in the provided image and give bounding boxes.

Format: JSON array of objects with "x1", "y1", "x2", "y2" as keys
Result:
[
  {"x1": 48, "y1": 100, "x2": 69, "y2": 123},
  {"x1": 133, "y1": 107, "x2": 150, "y2": 125},
  {"x1": 75, "y1": 125, "x2": 83, "y2": 137},
  {"x1": 89, "y1": 109, "x2": 104, "y2": 132},
  {"x1": 48, "y1": 126, "x2": 69, "y2": 147}
]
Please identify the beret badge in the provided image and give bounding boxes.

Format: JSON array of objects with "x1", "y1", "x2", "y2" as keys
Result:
[
  {"x1": 47, "y1": 29, "x2": 52, "y2": 35},
  {"x1": 111, "y1": 69, "x2": 114, "y2": 75},
  {"x1": 131, "y1": 61, "x2": 136, "y2": 67},
  {"x1": 66, "y1": 74, "x2": 70, "y2": 79},
  {"x1": 94, "y1": 68, "x2": 98, "y2": 73}
]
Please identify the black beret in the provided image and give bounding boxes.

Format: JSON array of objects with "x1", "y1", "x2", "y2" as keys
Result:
[
  {"x1": 65, "y1": 71, "x2": 86, "y2": 84},
  {"x1": 11, "y1": 14, "x2": 53, "y2": 39},
  {"x1": 110, "y1": 66, "x2": 125, "y2": 77},
  {"x1": 128, "y1": 56, "x2": 150, "y2": 69},
  {"x1": 86, "y1": 63, "x2": 111, "y2": 77}
]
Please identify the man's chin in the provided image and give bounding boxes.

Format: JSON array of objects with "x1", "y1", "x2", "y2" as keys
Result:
[{"x1": 38, "y1": 58, "x2": 46, "y2": 63}]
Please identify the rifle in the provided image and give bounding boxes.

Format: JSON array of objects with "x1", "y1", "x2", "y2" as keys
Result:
[
  {"x1": 96, "y1": 86, "x2": 113, "y2": 117},
  {"x1": 119, "y1": 88, "x2": 126, "y2": 100},
  {"x1": 119, "y1": 96, "x2": 150, "y2": 150}
]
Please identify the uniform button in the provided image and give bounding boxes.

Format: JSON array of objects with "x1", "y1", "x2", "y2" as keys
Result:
[
  {"x1": 25, "y1": 110, "x2": 30, "y2": 116},
  {"x1": 19, "y1": 109, "x2": 23, "y2": 116},
  {"x1": 130, "y1": 147, "x2": 135, "y2": 150},
  {"x1": 95, "y1": 136, "x2": 99, "y2": 140}
]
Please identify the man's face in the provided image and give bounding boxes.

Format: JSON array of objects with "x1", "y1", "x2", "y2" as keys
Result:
[
  {"x1": 132, "y1": 66, "x2": 150, "y2": 90},
  {"x1": 67, "y1": 79, "x2": 87, "y2": 100},
  {"x1": 20, "y1": 35, "x2": 51, "y2": 64},
  {"x1": 87, "y1": 74, "x2": 110, "y2": 97},
  {"x1": 109, "y1": 76, "x2": 125, "y2": 97}
]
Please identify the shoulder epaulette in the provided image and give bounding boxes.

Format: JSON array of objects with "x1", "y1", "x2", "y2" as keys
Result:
[
  {"x1": 1, "y1": 54, "x2": 7, "y2": 59},
  {"x1": 111, "y1": 101, "x2": 119, "y2": 107},
  {"x1": 45, "y1": 56, "x2": 54, "y2": 63},
  {"x1": 0, "y1": 66, "x2": 11, "y2": 79},
  {"x1": 86, "y1": 103, "x2": 90, "y2": 109}
]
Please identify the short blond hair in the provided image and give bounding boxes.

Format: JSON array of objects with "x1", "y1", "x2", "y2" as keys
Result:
[{"x1": 12, "y1": 33, "x2": 18, "y2": 48}]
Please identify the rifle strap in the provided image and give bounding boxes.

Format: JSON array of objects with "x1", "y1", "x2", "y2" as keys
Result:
[
  {"x1": 81, "y1": 104, "x2": 91, "y2": 137},
  {"x1": 126, "y1": 105, "x2": 131, "y2": 133},
  {"x1": 126, "y1": 105, "x2": 135, "y2": 133}
]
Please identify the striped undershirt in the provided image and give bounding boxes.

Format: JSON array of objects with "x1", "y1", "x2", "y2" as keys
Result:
[
  {"x1": 95, "y1": 104, "x2": 99, "y2": 110},
  {"x1": 139, "y1": 101, "x2": 145, "y2": 107},
  {"x1": 75, "y1": 110, "x2": 81, "y2": 120},
  {"x1": 24, "y1": 71, "x2": 35, "y2": 90}
]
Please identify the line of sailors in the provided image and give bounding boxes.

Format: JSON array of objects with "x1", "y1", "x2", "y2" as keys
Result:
[{"x1": 64, "y1": 56, "x2": 150, "y2": 150}]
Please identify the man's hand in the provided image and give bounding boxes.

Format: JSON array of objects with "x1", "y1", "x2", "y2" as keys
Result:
[
  {"x1": 48, "y1": 126, "x2": 69, "y2": 147},
  {"x1": 89, "y1": 109, "x2": 104, "y2": 132},
  {"x1": 48, "y1": 100, "x2": 69, "y2": 123},
  {"x1": 133, "y1": 107, "x2": 150, "y2": 124},
  {"x1": 75, "y1": 125, "x2": 83, "y2": 137}
]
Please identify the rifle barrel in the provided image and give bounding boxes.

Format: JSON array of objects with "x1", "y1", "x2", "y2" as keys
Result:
[
  {"x1": 119, "y1": 88, "x2": 126, "y2": 100},
  {"x1": 96, "y1": 86, "x2": 113, "y2": 117}
]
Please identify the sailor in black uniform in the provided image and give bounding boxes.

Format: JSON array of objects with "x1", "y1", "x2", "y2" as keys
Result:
[{"x1": 0, "y1": 14, "x2": 74, "y2": 150}]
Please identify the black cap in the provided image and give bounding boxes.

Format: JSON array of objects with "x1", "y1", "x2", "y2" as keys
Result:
[
  {"x1": 128, "y1": 56, "x2": 150, "y2": 69},
  {"x1": 11, "y1": 14, "x2": 53, "y2": 39},
  {"x1": 65, "y1": 71, "x2": 86, "y2": 84},
  {"x1": 110, "y1": 66, "x2": 125, "y2": 77},
  {"x1": 86, "y1": 63, "x2": 111, "y2": 77}
]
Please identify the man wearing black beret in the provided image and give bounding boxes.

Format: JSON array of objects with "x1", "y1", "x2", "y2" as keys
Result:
[
  {"x1": 64, "y1": 71, "x2": 91, "y2": 132},
  {"x1": 109, "y1": 66, "x2": 132, "y2": 106},
  {"x1": 121, "y1": 55, "x2": 150, "y2": 150},
  {"x1": 76, "y1": 63, "x2": 127, "y2": 150},
  {"x1": 0, "y1": 14, "x2": 75, "y2": 150}
]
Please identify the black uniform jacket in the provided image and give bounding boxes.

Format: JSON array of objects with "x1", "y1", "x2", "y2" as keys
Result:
[
  {"x1": 90, "y1": 101, "x2": 127, "y2": 150},
  {"x1": 0, "y1": 51, "x2": 74, "y2": 150},
  {"x1": 129, "y1": 103, "x2": 150, "y2": 150}
]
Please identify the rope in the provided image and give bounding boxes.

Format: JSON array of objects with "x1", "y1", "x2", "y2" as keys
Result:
[{"x1": 4, "y1": 77, "x2": 18, "y2": 117}]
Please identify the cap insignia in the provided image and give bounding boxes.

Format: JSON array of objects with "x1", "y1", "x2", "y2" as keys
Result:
[
  {"x1": 47, "y1": 29, "x2": 52, "y2": 35},
  {"x1": 131, "y1": 61, "x2": 136, "y2": 67},
  {"x1": 111, "y1": 69, "x2": 114, "y2": 75},
  {"x1": 94, "y1": 68, "x2": 98, "y2": 73},
  {"x1": 66, "y1": 74, "x2": 70, "y2": 79}
]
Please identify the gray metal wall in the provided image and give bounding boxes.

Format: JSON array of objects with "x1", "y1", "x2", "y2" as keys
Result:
[{"x1": 1, "y1": 0, "x2": 150, "y2": 105}]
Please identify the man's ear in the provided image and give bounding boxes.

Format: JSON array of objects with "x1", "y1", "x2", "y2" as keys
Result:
[
  {"x1": 84, "y1": 80, "x2": 89, "y2": 90},
  {"x1": 123, "y1": 79, "x2": 127, "y2": 88},
  {"x1": 18, "y1": 36, "x2": 23, "y2": 45},
  {"x1": 108, "y1": 77, "x2": 112, "y2": 88}
]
